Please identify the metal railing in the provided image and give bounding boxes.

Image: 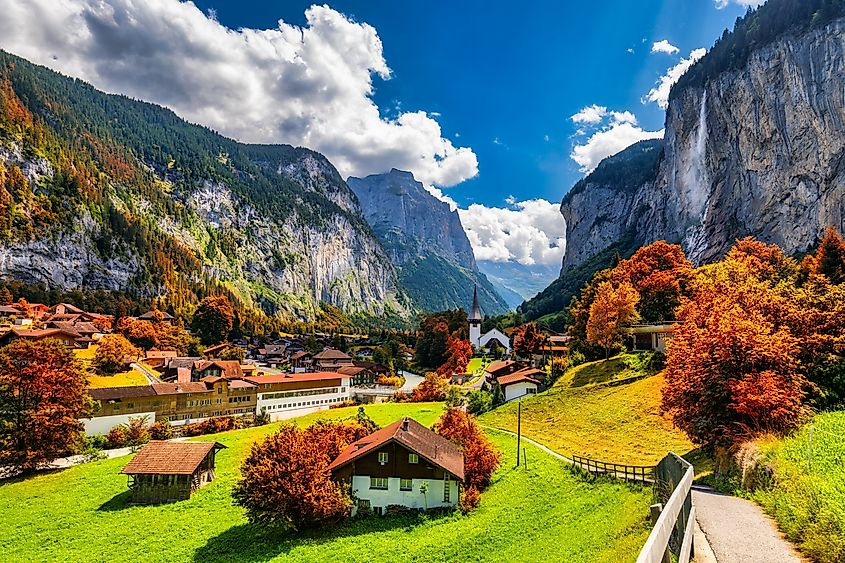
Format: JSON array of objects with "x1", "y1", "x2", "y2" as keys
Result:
[{"x1": 637, "y1": 453, "x2": 695, "y2": 563}]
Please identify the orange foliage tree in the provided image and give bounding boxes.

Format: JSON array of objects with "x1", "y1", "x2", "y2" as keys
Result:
[
  {"x1": 586, "y1": 281, "x2": 640, "y2": 358},
  {"x1": 813, "y1": 227, "x2": 845, "y2": 284},
  {"x1": 0, "y1": 339, "x2": 91, "y2": 472},
  {"x1": 116, "y1": 315, "x2": 192, "y2": 354},
  {"x1": 437, "y1": 337, "x2": 473, "y2": 376},
  {"x1": 433, "y1": 408, "x2": 501, "y2": 510},
  {"x1": 233, "y1": 421, "x2": 371, "y2": 529},
  {"x1": 512, "y1": 323, "x2": 547, "y2": 360},
  {"x1": 662, "y1": 242, "x2": 810, "y2": 448},
  {"x1": 93, "y1": 334, "x2": 141, "y2": 375},
  {"x1": 612, "y1": 241, "x2": 692, "y2": 322},
  {"x1": 411, "y1": 371, "x2": 449, "y2": 402}
]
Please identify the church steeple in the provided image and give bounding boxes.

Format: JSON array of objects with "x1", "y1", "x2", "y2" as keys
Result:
[
  {"x1": 469, "y1": 285, "x2": 482, "y2": 322},
  {"x1": 469, "y1": 285, "x2": 482, "y2": 349}
]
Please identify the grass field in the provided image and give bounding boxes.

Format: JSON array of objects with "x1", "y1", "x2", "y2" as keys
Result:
[
  {"x1": 480, "y1": 371, "x2": 696, "y2": 466},
  {"x1": 76, "y1": 345, "x2": 151, "y2": 388},
  {"x1": 0, "y1": 402, "x2": 652, "y2": 563},
  {"x1": 558, "y1": 354, "x2": 654, "y2": 387},
  {"x1": 752, "y1": 411, "x2": 845, "y2": 562}
]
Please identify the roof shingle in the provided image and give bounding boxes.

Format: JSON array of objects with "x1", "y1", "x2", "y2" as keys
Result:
[{"x1": 120, "y1": 441, "x2": 225, "y2": 475}]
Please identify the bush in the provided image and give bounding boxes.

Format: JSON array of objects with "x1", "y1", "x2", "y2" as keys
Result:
[
  {"x1": 459, "y1": 486, "x2": 481, "y2": 513},
  {"x1": 105, "y1": 425, "x2": 129, "y2": 449},
  {"x1": 255, "y1": 408, "x2": 270, "y2": 426},
  {"x1": 376, "y1": 375, "x2": 401, "y2": 387},
  {"x1": 567, "y1": 350, "x2": 586, "y2": 369},
  {"x1": 330, "y1": 399, "x2": 358, "y2": 409},
  {"x1": 125, "y1": 416, "x2": 150, "y2": 446},
  {"x1": 445, "y1": 386, "x2": 463, "y2": 407},
  {"x1": 180, "y1": 416, "x2": 243, "y2": 437},
  {"x1": 149, "y1": 420, "x2": 174, "y2": 440},
  {"x1": 466, "y1": 390, "x2": 493, "y2": 415}
]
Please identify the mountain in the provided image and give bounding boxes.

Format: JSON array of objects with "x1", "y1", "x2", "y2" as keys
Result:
[
  {"x1": 477, "y1": 260, "x2": 560, "y2": 308},
  {"x1": 0, "y1": 50, "x2": 411, "y2": 323},
  {"x1": 524, "y1": 0, "x2": 845, "y2": 320},
  {"x1": 347, "y1": 169, "x2": 510, "y2": 315}
]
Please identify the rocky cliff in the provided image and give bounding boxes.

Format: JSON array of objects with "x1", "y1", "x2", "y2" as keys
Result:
[
  {"x1": 0, "y1": 51, "x2": 411, "y2": 322},
  {"x1": 348, "y1": 169, "x2": 509, "y2": 315}
]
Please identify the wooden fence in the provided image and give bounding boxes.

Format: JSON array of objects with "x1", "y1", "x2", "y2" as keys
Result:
[
  {"x1": 570, "y1": 454, "x2": 654, "y2": 483},
  {"x1": 637, "y1": 453, "x2": 695, "y2": 563}
]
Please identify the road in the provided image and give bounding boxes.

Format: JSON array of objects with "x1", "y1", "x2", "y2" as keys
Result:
[
  {"x1": 131, "y1": 362, "x2": 163, "y2": 384},
  {"x1": 398, "y1": 370, "x2": 423, "y2": 393},
  {"x1": 693, "y1": 488, "x2": 805, "y2": 562}
]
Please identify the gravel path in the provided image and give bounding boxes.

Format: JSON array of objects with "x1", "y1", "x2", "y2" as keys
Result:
[{"x1": 693, "y1": 488, "x2": 805, "y2": 562}]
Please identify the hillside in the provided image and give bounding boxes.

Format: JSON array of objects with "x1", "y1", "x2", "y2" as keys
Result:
[
  {"x1": 348, "y1": 170, "x2": 509, "y2": 315},
  {"x1": 527, "y1": 0, "x2": 845, "y2": 320},
  {"x1": 0, "y1": 50, "x2": 411, "y2": 323},
  {"x1": 0, "y1": 403, "x2": 651, "y2": 563}
]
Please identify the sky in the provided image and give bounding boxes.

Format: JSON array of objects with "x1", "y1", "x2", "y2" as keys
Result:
[{"x1": 0, "y1": 0, "x2": 762, "y2": 271}]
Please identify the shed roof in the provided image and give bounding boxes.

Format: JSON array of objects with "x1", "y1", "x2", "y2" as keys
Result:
[
  {"x1": 120, "y1": 441, "x2": 225, "y2": 475},
  {"x1": 329, "y1": 417, "x2": 464, "y2": 481}
]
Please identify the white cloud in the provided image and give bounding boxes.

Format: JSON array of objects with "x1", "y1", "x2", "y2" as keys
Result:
[
  {"x1": 627, "y1": 48, "x2": 635, "y2": 54},
  {"x1": 0, "y1": 1, "x2": 477, "y2": 188},
  {"x1": 714, "y1": 0, "x2": 765, "y2": 8},
  {"x1": 571, "y1": 105, "x2": 608, "y2": 125},
  {"x1": 459, "y1": 199, "x2": 566, "y2": 266},
  {"x1": 571, "y1": 122, "x2": 664, "y2": 173},
  {"x1": 651, "y1": 40, "x2": 680, "y2": 55},
  {"x1": 424, "y1": 184, "x2": 458, "y2": 211},
  {"x1": 642, "y1": 48, "x2": 707, "y2": 109}
]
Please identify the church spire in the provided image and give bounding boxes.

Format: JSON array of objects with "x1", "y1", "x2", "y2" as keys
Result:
[{"x1": 469, "y1": 285, "x2": 482, "y2": 322}]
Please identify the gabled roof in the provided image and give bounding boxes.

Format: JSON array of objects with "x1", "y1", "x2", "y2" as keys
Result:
[
  {"x1": 313, "y1": 349, "x2": 352, "y2": 361},
  {"x1": 152, "y1": 382, "x2": 210, "y2": 395},
  {"x1": 353, "y1": 360, "x2": 390, "y2": 374},
  {"x1": 328, "y1": 417, "x2": 464, "y2": 481},
  {"x1": 0, "y1": 305, "x2": 22, "y2": 314},
  {"x1": 193, "y1": 360, "x2": 243, "y2": 379},
  {"x1": 290, "y1": 351, "x2": 311, "y2": 361},
  {"x1": 264, "y1": 344, "x2": 287, "y2": 355},
  {"x1": 121, "y1": 441, "x2": 225, "y2": 475},
  {"x1": 3, "y1": 328, "x2": 81, "y2": 340},
  {"x1": 485, "y1": 359, "x2": 519, "y2": 375},
  {"x1": 46, "y1": 321, "x2": 99, "y2": 334},
  {"x1": 337, "y1": 366, "x2": 368, "y2": 376},
  {"x1": 138, "y1": 310, "x2": 175, "y2": 320},
  {"x1": 497, "y1": 368, "x2": 543, "y2": 387}
]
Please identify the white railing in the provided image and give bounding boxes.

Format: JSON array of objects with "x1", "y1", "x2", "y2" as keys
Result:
[{"x1": 637, "y1": 453, "x2": 695, "y2": 563}]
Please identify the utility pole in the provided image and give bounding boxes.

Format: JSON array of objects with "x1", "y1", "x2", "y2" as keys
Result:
[{"x1": 516, "y1": 400, "x2": 522, "y2": 467}]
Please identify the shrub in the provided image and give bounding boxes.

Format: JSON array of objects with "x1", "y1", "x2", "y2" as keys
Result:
[
  {"x1": 445, "y1": 386, "x2": 463, "y2": 407},
  {"x1": 105, "y1": 425, "x2": 129, "y2": 449},
  {"x1": 376, "y1": 375, "x2": 401, "y2": 387},
  {"x1": 254, "y1": 408, "x2": 270, "y2": 426},
  {"x1": 149, "y1": 420, "x2": 174, "y2": 440},
  {"x1": 459, "y1": 486, "x2": 481, "y2": 513},
  {"x1": 125, "y1": 416, "x2": 151, "y2": 446},
  {"x1": 466, "y1": 389, "x2": 493, "y2": 415},
  {"x1": 180, "y1": 416, "x2": 240, "y2": 437},
  {"x1": 330, "y1": 399, "x2": 358, "y2": 409}
]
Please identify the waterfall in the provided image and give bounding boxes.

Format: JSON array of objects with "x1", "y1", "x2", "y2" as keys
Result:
[{"x1": 683, "y1": 90, "x2": 709, "y2": 215}]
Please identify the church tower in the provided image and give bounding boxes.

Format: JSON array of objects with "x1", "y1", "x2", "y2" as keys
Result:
[{"x1": 469, "y1": 285, "x2": 482, "y2": 350}]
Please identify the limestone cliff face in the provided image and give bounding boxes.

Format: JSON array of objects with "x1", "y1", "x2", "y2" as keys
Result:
[
  {"x1": 561, "y1": 17, "x2": 845, "y2": 273},
  {"x1": 348, "y1": 169, "x2": 510, "y2": 314}
]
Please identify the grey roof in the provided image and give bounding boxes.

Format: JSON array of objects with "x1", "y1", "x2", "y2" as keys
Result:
[{"x1": 469, "y1": 285, "x2": 482, "y2": 322}]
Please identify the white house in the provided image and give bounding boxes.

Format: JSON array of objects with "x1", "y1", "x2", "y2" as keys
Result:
[
  {"x1": 478, "y1": 328, "x2": 511, "y2": 354},
  {"x1": 625, "y1": 323, "x2": 677, "y2": 353},
  {"x1": 498, "y1": 369, "x2": 542, "y2": 402},
  {"x1": 329, "y1": 417, "x2": 465, "y2": 516},
  {"x1": 245, "y1": 372, "x2": 352, "y2": 422}
]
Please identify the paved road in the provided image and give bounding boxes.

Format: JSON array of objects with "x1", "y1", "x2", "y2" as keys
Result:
[
  {"x1": 398, "y1": 370, "x2": 423, "y2": 393},
  {"x1": 693, "y1": 488, "x2": 805, "y2": 562},
  {"x1": 131, "y1": 362, "x2": 163, "y2": 384}
]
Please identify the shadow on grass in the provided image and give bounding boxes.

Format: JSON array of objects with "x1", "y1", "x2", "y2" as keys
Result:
[
  {"x1": 97, "y1": 490, "x2": 134, "y2": 511},
  {"x1": 192, "y1": 511, "x2": 450, "y2": 563}
]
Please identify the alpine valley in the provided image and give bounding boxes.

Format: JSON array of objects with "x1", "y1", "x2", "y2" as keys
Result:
[{"x1": 0, "y1": 50, "x2": 507, "y2": 326}]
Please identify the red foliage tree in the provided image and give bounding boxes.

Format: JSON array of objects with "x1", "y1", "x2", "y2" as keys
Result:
[
  {"x1": 512, "y1": 323, "x2": 547, "y2": 360},
  {"x1": 437, "y1": 337, "x2": 473, "y2": 376},
  {"x1": 613, "y1": 241, "x2": 692, "y2": 322},
  {"x1": 233, "y1": 421, "x2": 370, "y2": 529},
  {"x1": 434, "y1": 408, "x2": 501, "y2": 492},
  {"x1": 0, "y1": 339, "x2": 91, "y2": 471}
]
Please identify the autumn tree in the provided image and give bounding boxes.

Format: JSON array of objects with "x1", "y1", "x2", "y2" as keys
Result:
[
  {"x1": 415, "y1": 309, "x2": 468, "y2": 368},
  {"x1": 116, "y1": 316, "x2": 193, "y2": 354},
  {"x1": 567, "y1": 267, "x2": 615, "y2": 360},
  {"x1": 586, "y1": 281, "x2": 640, "y2": 358},
  {"x1": 512, "y1": 323, "x2": 547, "y2": 360},
  {"x1": 437, "y1": 337, "x2": 473, "y2": 376},
  {"x1": 661, "y1": 251, "x2": 809, "y2": 449},
  {"x1": 0, "y1": 287, "x2": 12, "y2": 306},
  {"x1": 411, "y1": 371, "x2": 449, "y2": 402},
  {"x1": 814, "y1": 227, "x2": 845, "y2": 284},
  {"x1": 233, "y1": 421, "x2": 370, "y2": 529},
  {"x1": 192, "y1": 295, "x2": 234, "y2": 345},
  {"x1": 93, "y1": 334, "x2": 141, "y2": 375},
  {"x1": 434, "y1": 408, "x2": 501, "y2": 510},
  {"x1": 0, "y1": 339, "x2": 91, "y2": 472},
  {"x1": 612, "y1": 241, "x2": 692, "y2": 322}
]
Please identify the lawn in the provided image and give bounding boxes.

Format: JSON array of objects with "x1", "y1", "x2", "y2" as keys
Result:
[
  {"x1": 480, "y1": 372, "x2": 696, "y2": 466},
  {"x1": 752, "y1": 411, "x2": 845, "y2": 562},
  {"x1": 87, "y1": 367, "x2": 150, "y2": 388},
  {"x1": 0, "y1": 402, "x2": 653, "y2": 563},
  {"x1": 558, "y1": 353, "x2": 655, "y2": 388},
  {"x1": 465, "y1": 356, "x2": 491, "y2": 375}
]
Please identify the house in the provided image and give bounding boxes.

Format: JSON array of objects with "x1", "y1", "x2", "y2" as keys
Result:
[
  {"x1": 27, "y1": 303, "x2": 51, "y2": 319},
  {"x1": 44, "y1": 320, "x2": 101, "y2": 338},
  {"x1": 625, "y1": 323, "x2": 677, "y2": 353},
  {"x1": 157, "y1": 357, "x2": 202, "y2": 382},
  {"x1": 546, "y1": 334, "x2": 571, "y2": 357},
  {"x1": 191, "y1": 360, "x2": 244, "y2": 381},
  {"x1": 289, "y1": 351, "x2": 312, "y2": 372},
  {"x1": 245, "y1": 371, "x2": 352, "y2": 421},
  {"x1": 313, "y1": 349, "x2": 353, "y2": 370},
  {"x1": 0, "y1": 328, "x2": 81, "y2": 348},
  {"x1": 484, "y1": 359, "x2": 521, "y2": 382},
  {"x1": 353, "y1": 361, "x2": 391, "y2": 376},
  {"x1": 0, "y1": 305, "x2": 22, "y2": 322},
  {"x1": 337, "y1": 365, "x2": 376, "y2": 386},
  {"x1": 478, "y1": 328, "x2": 511, "y2": 355},
  {"x1": 53, "y1": 303, "x2": 86, "y2": 316},
  {"x1": 263, "y1": 344, "x2": 287, "y2": 366},
  {"x1": 84, "y1": 385, "x2": 159, "y2": 435},
  {"x1": 329, "y1": 417, "x2": 464, "y2": 516},
  {"x1": 143, "y1": 350, "x2": 178, "y2": 369},
  {"x1": 137, "y1": 310, "x2": 174, "y2": 324},
  {"x1": 120, "y1": 441, "x2": 226, "y2": 504},
  {"x1": 497, "y1": 368, "x2": 542, "y2": 402}
]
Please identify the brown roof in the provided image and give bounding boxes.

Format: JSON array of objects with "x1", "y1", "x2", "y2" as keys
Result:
[
  {"x1": 353, "y1": 361, "x2": 390, "y2": 374},
  {"x1": 120, "y1": 441, "x2": 225, "y2": 475},
  {"x1": 290, "y1": 351, "x2": 311, "y2": 361},
  {"x1": 0, "y1": 305, "x2": 22, "y2": 314},
  {"x1": 46, "y1": 321, "x2": 99, "y2": 334},
  {"x1": 485, "y1": 360, "x2": 519, "y2": 375},
  {"x1": 328, "y1": 417, "x2": 464, "y2": 481},
  {"x1": 5, "y1": 328, "x2": 81, "y2": 340},
  {"x1": 244, "y1": 371, "x2": 345, "y2": 385},
  {"x1": 146, "y1": 350, "x2": 178, "y2": 359},
  {"x1": 497, "y1": 369, "x2": 543, "y2": 387},
  {"x1": 201, "y1": 342, "x2": 232, "y2": 355},
  {"x1": 152, "y1": 382, "x2": 210, "y2": 395},
  {"x1": 193, "y1": 360, "x2": 243, "y2": 379},
  {"x1": 313, "y1": 349, "x2": 352, "y2": 361},
  {"x1": 337, "y1": 366, "x2": 368, "y2": 376},
  {"x1": 227, "y1": 379, "x2": 257, "y2": 389},
  {"x1": 89, "y1": 385, "x2": 157, "y2": 401}
]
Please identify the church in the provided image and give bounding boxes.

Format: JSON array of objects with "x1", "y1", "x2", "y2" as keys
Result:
[{"x1": 468, "y1": 287, "x2": 511, "y2": 355}]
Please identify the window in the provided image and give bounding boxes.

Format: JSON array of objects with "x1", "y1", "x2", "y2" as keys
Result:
[
  {"x1": 218, "y1": 387, "x2": 222, "y2": 394},
  {"x1": 400, "y1": 478, "x2": 412, "y2": 491},
  {"x1": 408, "y1": 453, "x2": 419, "y2": 464},
  {"x1": 443, "y1": 477, "x2": 451, "y2": 502},
  {"x1": 370, "y1": 477, "x2": 388, "y2": 490},
  {"x1": 378, "y1": 452, "x2": 388, "y2": 464},
  {"x1": 127, "y1": 403, "x2": 134, "y2": 409}
]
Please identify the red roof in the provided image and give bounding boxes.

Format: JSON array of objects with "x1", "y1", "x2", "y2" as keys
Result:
[
  {"x1": 485, "y1": 360, "x2": 518, "y2": 375},
  {"x1": 328, "y1": 417, "x2": 464, "y2": 481},
  {"x1": 244, "y1": 371, "x2": 346, "y2": 385},
  {"x1": 290, "y1": 351, "x2": 310, "y2": 361},
  {"x1": 152, "y1": 382, "x2": 210, "y2": 395},
  {"x1": 120, "y1": 441, "x2": 225, "y2": 475},
  {"x1": 497, "y1": 369, "x2": 542, "y2": 387}
]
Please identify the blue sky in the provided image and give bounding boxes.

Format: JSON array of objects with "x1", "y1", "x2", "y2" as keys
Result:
[
  {"x1": 0, "y1": 0, "x2": 760, "y2": 270},
  {"x1": 193, "y1": 0, "x2": 751, "y2": 207}
]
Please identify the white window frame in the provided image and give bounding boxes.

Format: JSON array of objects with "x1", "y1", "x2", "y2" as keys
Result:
[
  {"x1": 408, "y1": 453, "x2": 419, "y2": 464},
  {"x1": 399, "y1": 478, "x2": 412, "y2": 491},
  {"x1": 378, "y1": 451, "x2": 388, "y2": 464},
  {"x1": 370, "y1": 477, "x2": 388, "y2": 490}
]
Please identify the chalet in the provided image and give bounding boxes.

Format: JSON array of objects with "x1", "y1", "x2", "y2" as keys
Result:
[
  {"x1": 546, "y1": 334, "x2": 571, "y2": 357},
  {"x1": 625, "y1": 323, "x2": 677, "y2": 353},
  {"x1": 0, "y1": 305, "x2": 22, "y2": 321},
  {"x1": 245, "y1": 371, "x2": 352, "y2": 421},
  {"x1": 329, "y1": 417, "x2": 464, "y2": 516},
  {"x1": 313, "y1": 348, "x2": 354, "y2": 370},
  {"x1": 157, "y1": 357, "x2": 202, "y2": 382},
  {"x1": 191, "y1": 360, "x2": 243, "y2": 382},
  {"x1": 497, "y1": 368, "x2": 543, "y2": 402},
  {"x1": 121, "y1": 441, "x2": 226, "y2": 504},
  {"x1": 143, "y1": 350, "x2": 178, "y2": 369},
  {"x1": 138, "y1": 310, "x2": 175, "y2": 324},
  {"x1": 353, "y1": 361, "x2": 391, "y2": 377},
  {"x1": 484, "y1": 359, "x2": 521, "y2": 382},
  {"x1": 53, "y1": 303, "x2": 86, "y2": 316},
  {"x1": 0, "y1": 328, "x2": 81, "y2": 348},
  {"x1": 27, "y1": 303, "x2": 51, "y2": 319},
  {"x1": 289, "y1": 351, "x2": 313, "y2": 372},
  {"x1": 44, "y1": 320, "x2": 101, "y2": 338},
  {"x1": 478, "y1": 328, "x2": 511, "y2": 355},
  {"x1": 337, "y1": 365, "x2": 376, "y2": 386},
  {"x1": 262, "y1": 344, "x2": 288, "y2": 367}
]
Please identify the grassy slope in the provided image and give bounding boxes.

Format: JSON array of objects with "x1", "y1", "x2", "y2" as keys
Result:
[
  {"x1": 0, "y1": 402, "x2": 651, "y2": 563},
  {"x1": 481, "y1": 361, "x2": 695, "y2": 465},
  {"x1": 752, "y1": 411, "x2": 845, "y2": 562},
  {"x1": 558, "y1": 355, "x2": 648, "y2": 387},
  {"x1": 76, "y1": 345, "x2": 150, "y2": 388}
]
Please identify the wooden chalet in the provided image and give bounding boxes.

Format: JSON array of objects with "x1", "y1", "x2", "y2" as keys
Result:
[{"x1": 120, "y1": 441, "x2": 226, "y2": 504}]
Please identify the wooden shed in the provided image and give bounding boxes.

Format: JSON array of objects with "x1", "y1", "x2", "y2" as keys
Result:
[{"x1": 120, "y1": 441, "x2": 225, "y2": 504}]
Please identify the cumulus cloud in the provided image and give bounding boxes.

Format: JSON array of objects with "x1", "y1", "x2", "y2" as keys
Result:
[
  {"x1": 651, "y1": 40, "x2": 680, "y2": 55},
  {"x1": 569, "y1": 107, "x2": 662, "y2": 173},
  {"x1": 642, "y1": 48, "x2": 707, "y2": 109},
  {"x1": 714, "y1": 0, "x2": 765, "y2": 8},
  {"x1": 0, "y1": 1, "x2": 477, "y2": 187},
  {"x1": 459, "y1": 199, "x2": 566, "y2": 266}
]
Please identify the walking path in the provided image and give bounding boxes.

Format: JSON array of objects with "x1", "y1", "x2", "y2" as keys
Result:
[
  {"x1": 693, "y1": 487, "x2": 805, "y2": 562},
  {"x1": 131, "y1": 362, "x2": 163, "y2": 384},
  {"x1": 398, "y1": 370, "x2": 423, "y2": 393}
]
